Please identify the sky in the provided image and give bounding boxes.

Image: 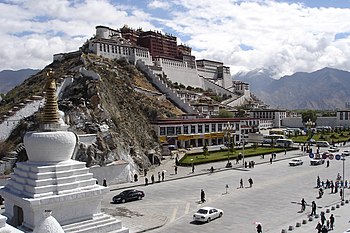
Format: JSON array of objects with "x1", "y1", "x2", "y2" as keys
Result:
[{"x1": 1, "y1": 0, "x2": 350, "y2": 78}]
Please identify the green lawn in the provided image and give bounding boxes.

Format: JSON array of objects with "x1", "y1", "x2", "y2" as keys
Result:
[
  {"x1": 179, "y1": 147, "x2": 295, "y2": 166},
  {"x1": 289, "y1": 131, "x2": 350, "y2": 144}
]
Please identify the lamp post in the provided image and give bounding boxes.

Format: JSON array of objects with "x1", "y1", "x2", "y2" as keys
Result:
[
  {"x1": 224, "y1": 122, "x2": 234, "y2": 163},
  {"x1": 342, "y1": 156, "x2": 345, "y2": 201},
  {"x1": 305, "y1": 119, "x2": 315, "y2": 152}
]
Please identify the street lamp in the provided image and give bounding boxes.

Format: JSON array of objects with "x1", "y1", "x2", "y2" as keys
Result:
[
  {"x1": 305, "y1": 119, "x2": 315, "y2": 151},
  {"x1": 224, "y1": 122, "x2": 234, "y2": 164},
  {"x1": 342, "y1": 157, "x2": 345, "y2": 201}
]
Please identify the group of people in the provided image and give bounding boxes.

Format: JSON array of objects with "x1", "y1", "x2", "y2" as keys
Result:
[
  {"x1": 244, "y1": 161, "x2": 256, "y2": 168},
  {"x1": 316, "y1": 175, "x2": 347, "y2": 199},
  {"x1": 315, "y1": 213, "x2": 335, "y2": 233},
  {"x1": 239, "y1": 178, "x2": 254, "y2": 188},
  {"x1": 144, "y1": 171, "x2": 165, "y2": 185}
]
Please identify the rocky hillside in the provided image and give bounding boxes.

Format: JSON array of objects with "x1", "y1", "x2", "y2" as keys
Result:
[{"x1": 0, "y1": 52, "x2": 182, "y2": 170}]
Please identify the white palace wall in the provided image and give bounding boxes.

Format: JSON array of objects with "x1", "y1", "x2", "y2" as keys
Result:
[{"x1": 156, "y1": 58, "x2": 203, "y2": 88}]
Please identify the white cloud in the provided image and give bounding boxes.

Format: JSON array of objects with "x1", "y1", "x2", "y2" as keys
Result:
[
  {"x1": 1, "y1": 0, "x2": 350, "y2": 78},
  {"x1": 148, "y1": 0, "x2": 170, "y2": 9}
]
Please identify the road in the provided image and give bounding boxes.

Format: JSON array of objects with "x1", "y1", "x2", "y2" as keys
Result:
[{"x1": 102, "y1": 147, "x2": 350, "y2": 233}]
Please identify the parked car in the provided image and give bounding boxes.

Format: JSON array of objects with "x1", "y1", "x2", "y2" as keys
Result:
[
  {"x1": 112, "y1": 189, "x2": 145, "y2": 203},
  {"x1": 310, "y1": 158, "x2": 325, "y2": 166},
  {"x1": 328, "y1": 147, "x2": 339, "y2": 152},
  {"x1": 193, "y1": 207, "x2": 223, "y2": 223},
  {"x1": 289, "y1": 158, "x2": 303, "y2": 166},
  {"x1": 342, "y1": 150, "x2": 350, "y2": 156},
  {"x1": 316, "y1": 141, "x2": 330, "y2": 147}
]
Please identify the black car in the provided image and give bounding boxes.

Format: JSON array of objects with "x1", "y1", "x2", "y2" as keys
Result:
[{"x1": 112, "y1": 189, "x2": 145, "y2": 203}]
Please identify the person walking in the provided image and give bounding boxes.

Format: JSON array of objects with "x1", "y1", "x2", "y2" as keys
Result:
[
  {"x1": 151, "y1": 174, "x2": 155, "y2": 184},
  {"x1": 311, "y1": 201, "x2": 317, "y2": 216},
  {"x1": 161, "y1": 171, "x2": 165, "y2": 181},
  {"x1": 239, "y1": 178, "x2": 244, "y2": 188},
  {"x1": 320, "y1": 211, "x2": 326, "y2": 226},
  {"x1": 192, "y1": 163, "x2": 195, "y2": 173},
  {"x1": 256, "y1": 223, "x2": 262, "y2": 233},
  {"x1": 315, "y1": 222, "x2": 322, "y2": 233},
  {"x1": 145, "y1": 177, "x2": 148, "y2": 186},
  {"x1": 301, "y1": 198, "x2": 306, "y2": 212},
  {"x1": 329, "y1": 214, "x2": 334, "y2": 230},
  {"x1": 248, "y1": 178, "x2": 253, "y2": 188},
  {"x1": 269, "y1": 157, "x2": 273, "y2": 164},
  {"x1": 200, "y1": 189, "x2": 206, "y2": 203},
  {"x1": 340, "y1": 188, "x2": 343, "y2": 200},
  {"x1": 174, "y1": 166, "x2": 178, "y2": 175},
  {"x1": 158, "y1": 172, "x2": 161, "y2": 182}
]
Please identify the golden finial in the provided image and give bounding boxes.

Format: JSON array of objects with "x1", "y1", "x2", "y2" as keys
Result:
[{"x1": 41, "y1": 69, "x2": 60, "y2": 126}]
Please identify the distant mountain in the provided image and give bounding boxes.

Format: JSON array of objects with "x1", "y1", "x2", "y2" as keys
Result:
[
  {"x1": 0, "y1": 69, "x2": 40, "y2": 94},
  {"x1": 233, "y1": 68, "x2": 275, "y2": 92},
  {"x1": 234, "y1": 67, "x2": 350, "y2": 110}
]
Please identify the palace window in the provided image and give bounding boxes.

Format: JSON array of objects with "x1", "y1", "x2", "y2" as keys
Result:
[
  {"x1": 176, "y1": 126, "x2": 182, "y2": 134},
  {"x1": 167, "y1": 127, "x2": 175, "y2": 135},
  {"x1": 198, "y1": 125, "x2": 203, "y2": 133},
  {"x1": 205, "y1": 124, "x2": 210, "y2": 133},
  {"x1": 184, "y1": 126, "x2": 189, "y2": 134},
  {"x1": 191, "y1": 125, "x2": 196, "y2": 134},
  {"x1": 160, "y1": 127, "x2": 165, "y2": 135},
  {"x1": 211, "y1": 124, "x2": 216, "y2": 132},
  {"x1": 218, "y1": 124, "x2": 222, "y2": 131}
]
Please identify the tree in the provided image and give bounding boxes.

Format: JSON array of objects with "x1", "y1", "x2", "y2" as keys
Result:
[
  {"x1": 301, "y1": 110, "x2": 317, "y2": 123},
  {"x1": 216, "y1": 109, "x2": 233, "y2": 118},
  {"x1": 203, "y1": 143, "x2": 209, "y2": 157}
]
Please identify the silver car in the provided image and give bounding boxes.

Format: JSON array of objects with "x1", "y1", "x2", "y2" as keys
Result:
[
  {"x1": 289, "y1": 158, "x2": 303, "y2": 166},
  {"x1": 193, "y1": 207, "x2": 223, "y2": 223}
]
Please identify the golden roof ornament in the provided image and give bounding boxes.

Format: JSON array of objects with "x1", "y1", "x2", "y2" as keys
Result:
[{"x1": 41, "y1": 69, "x2": 60, "y2": 130}]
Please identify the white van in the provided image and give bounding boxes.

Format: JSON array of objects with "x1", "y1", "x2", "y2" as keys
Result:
[{"x1": 316, "y1": 141, "x2": 330, "y2": 147}]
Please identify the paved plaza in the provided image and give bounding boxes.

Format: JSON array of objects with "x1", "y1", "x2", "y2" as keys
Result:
[{"x1": 103, "y1": 146, "x2": 350, "y2": 233}]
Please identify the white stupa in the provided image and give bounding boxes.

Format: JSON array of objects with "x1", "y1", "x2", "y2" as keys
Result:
[{"x1": 0, "y1": 70, "x2": 128, "y2": 232}]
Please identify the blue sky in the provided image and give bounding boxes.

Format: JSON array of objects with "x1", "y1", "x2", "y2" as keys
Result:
[{"x1": 1, "y1": 0, "x2": 350, "y2": 78}]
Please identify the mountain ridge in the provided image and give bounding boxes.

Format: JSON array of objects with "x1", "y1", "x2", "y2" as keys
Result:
[{"x1": 233, "y1": 67, "x2": 350, "y2": 110}]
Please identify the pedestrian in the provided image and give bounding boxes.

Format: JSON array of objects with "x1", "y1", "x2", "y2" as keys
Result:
[
  {"x1": 151, "y1": 174, "x2": 155, "y2": 184},
  {"x1": 145, "y1": 177, "x2": 148, "y2": 186},
  {"x1": 245, "y1": 161, "x2": 248, "y2": 168},
  {"x1": 284, "y1": 149, "x2": 287, "y2": 155},
  {"x1": 161, "y1": 171, "x2": 165, "y2": 181},
  {"x1": 256, "y1": 223, "x2": 262, "y2": 233},
  {"x1": 330, "y1": 181, "x2": 334, "y2": 193},
  {"x1": 320, "y1": 211, "x2": 326, "y2": 226},
  {"x1": 174, "y1": 166, "x2": 178, "y2": 175},
  {"x1": 340, "y1": 188, "x2": 343, "y2": 199},
  {"x1": 134, "y1": 173, "x2": 138, "y2": 182},
  {"x1": 311, "y1": 201, "x2": 317, "y2": 216},
  {"x1": 321, "y1": 225, "x2": 328, "y2": 233},
  {"x1": 192, "y1": 163, "x2": 195, "y2": 173},
  {"x1": 315, "y1": 222, "x2": 322, "y2": 233},
  {"x1": 269, "y1": 157, "x2": 272, "y2": 164},
  {"x1": 326, "y1": 160, "x2": 329, "y2": 167},
  {"x1": 248, "y1": 178, "x2": 253, "y2": 188},
  {"x1": 239, "y1": 178, "x2": 244, "y2": 188},
  {"x1": 200, "y1": 189, "x2": 206, "y2": 203},
  {"x1": 317, "y1": 176, "x2": 321, "y2": 188},
  {"x1": 158, "y1": 172, "x2": 161, "y2": 182},
  {"x1": 103, "y1": 178, "x2": 107, "y2": 187},
  {"x1": 301, "y1": 198, "x2": 306, "y2": 212},
  {"x1": 144, "y1": 169, "x2": 147, "y2": 177},
  {"x1": 329, "y1": 214, "x2": 334, "y2": 230}
]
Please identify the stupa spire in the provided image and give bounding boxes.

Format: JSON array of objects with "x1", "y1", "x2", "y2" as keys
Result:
[{"x1": 41, "y1": 69, "x2": 60, "y2": 130}]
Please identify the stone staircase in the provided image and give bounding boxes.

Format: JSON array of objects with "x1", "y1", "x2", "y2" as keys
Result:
[
  {"x1": 136, "y1": 60, "x2": 197, "y2": 114},
  {"x1": 62, "y1": 213, "x2": 128, "y2": 233}
]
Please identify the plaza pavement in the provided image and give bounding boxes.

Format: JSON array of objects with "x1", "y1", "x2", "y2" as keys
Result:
[
  {"x1": 109, "y1": 149, "x2": 342, "y2": 233},
  {"x1": 107, "y1": 146, "x2": 350, "y2": 233}
]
